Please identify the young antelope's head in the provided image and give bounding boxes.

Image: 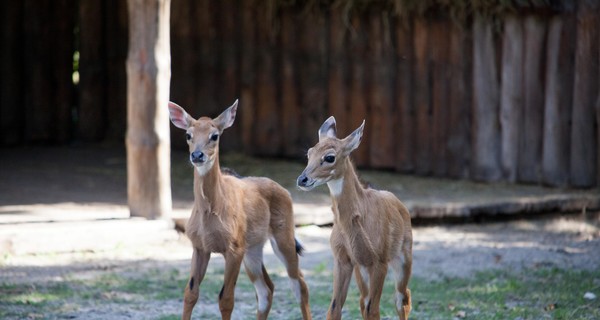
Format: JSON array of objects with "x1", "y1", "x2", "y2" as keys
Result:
[
  {"x1": 297, "y1": 116, "x2": 365, "y2": 191},
  {"x1": 168, "y1": 100, "x2": 238, "y2": 176}
]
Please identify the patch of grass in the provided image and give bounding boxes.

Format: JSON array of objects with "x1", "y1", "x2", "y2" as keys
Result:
[{"x1": 1, "y1": 266, "x2": 598, "y2": 319}]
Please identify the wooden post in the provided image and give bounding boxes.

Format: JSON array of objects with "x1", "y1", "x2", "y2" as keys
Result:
[
  {"x1": 240, "y1": 0, "x2": 256, "y2": 154},
  {"x1": 348, "y1": 14, "x2": 369, "y2": 166},
  {"x1": 126, "y1": 0, "x2": 172, "y2": 219},
  {"x1": 499, "y1": 15, "x2": 523, "y2": 182},
  {"x1": 472, "y1": 16, "x2": 501, "y2": 181},
  {"x1": 570, "y1": 5, "x2": 599, "y2": 188},
  {"x1": 328, "y1": 6, "x2": 349, "y2": 141},
  {"x1": 543, "y1": 15, "x2": 575, "y2": 187}
]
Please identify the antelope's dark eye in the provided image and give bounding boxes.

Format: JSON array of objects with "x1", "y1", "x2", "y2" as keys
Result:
[
  {"x1": 210, "y1": 133, "x2": 219, "y2": 141},
  {"x1": 185, "y1": 133, "x2": 192, "y2": 141},
  {"x1": 324, "y1": 155, "x2": 335, "y2": 163}
]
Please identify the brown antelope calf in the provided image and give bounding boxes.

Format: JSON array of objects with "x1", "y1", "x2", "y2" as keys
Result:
[
  {"x1": 297, "y1": 117, "x2": 413, "y2": 320},
  {"x1": 168, "y1": 100, "x2": 311, "y2": 320}
]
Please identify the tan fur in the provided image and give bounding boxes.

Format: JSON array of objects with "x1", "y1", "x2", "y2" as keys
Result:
[
  {"x1": 169, "y1": 100, "x2": 311, "y2": 320},
  {"x1": 298, "y1": 117, "x2": 412, "y2": 320}
]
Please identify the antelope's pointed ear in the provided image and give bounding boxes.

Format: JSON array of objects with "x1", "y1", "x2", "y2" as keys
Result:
[
  {"x1": 168, "y1": 102, "x2": 193, "y2": 130},
  {"x1": 318, "y1": 116, "x2": 337, "y2": 141},
  {"x1": 214, "y1": 99, "x2": 238, "y2": 132},
  {"x1": 342, "y1": 120, "x2": 365, "y2": 155}
]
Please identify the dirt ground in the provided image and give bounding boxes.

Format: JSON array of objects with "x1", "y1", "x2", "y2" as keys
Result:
[{"x1": 1, "y1": 146, "x2": 600, "y2": 319}]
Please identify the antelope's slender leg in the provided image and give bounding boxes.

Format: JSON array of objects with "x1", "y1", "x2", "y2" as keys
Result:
[
  {"x1": 182, "y1": 248, "x2": 210, "y2": 320},
  {"x1": 391, "y1": 251, "x2": 412, "y2": 320},
  {"x1": 354, "y1": 266, "x2": 369, "y2": 318},
  {"x1": 243, "y1": 244, "x2": 273, "y2": 320},
  {"x1": 327, "y1": 251, "x2": 353, "y2": 320},
  {"x1": 219, "y1": 251, "x2": 244, "y2": 320},
  {"x1": 364, "y1": 263, "x2": 388, "y2": 320}
]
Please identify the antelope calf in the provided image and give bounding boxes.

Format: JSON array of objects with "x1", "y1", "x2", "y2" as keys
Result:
[
  {"x1": 297, "y1": 117, "x2": 413, "y2": 320},
  {"x1": 169, "y1": 100, "x2": 311, "y2": 320}
]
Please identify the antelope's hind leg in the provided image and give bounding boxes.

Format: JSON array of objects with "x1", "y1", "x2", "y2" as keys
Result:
[
  {"x1": 270, "y1": 233, "x2": 312, "y2": 320},
  {"x1": 243, "y1": 244, "x2": 274, "y2": 320},
  {"x1": 391, "y1": 253, "x2": 412, "y2": 320}
]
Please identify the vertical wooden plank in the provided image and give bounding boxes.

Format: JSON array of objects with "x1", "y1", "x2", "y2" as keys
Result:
[
  {"x1": 519, "y1": 16, "x2": 547, "y2": 184},
  {"x1": 298, "y1": 11, "x2": 328, "y2": 154},
  {"x1": 430, "y1": 17, "x2": 450, "y2": 177},
  {"x1": 217, "y1": 0, "x2": 241, "y2": 151},
  {"x1": 78, "y1": 0, "x2": 106, "y2": 141},
  {"x1": 280, "y1": 7, "x2": 301, "y2": 157},
  {"x1": 254, "y1": 4, "x2": 280, "y2": 156},
  {"x1": 570, "y1": 6, "x2": 599, "y2": 188},
  {"x1": 472, "y1": 16, "x2": 501, "y2": 181},
  {"x1": 368, "y1": 12, "x2": 395, "y2": 168},
  {"x1": 347, "y1": 14, "x2": 369, "y2": 166},
  {"x1": 447, "y1": 21, "x2": 472, "y2": 179},
  {"x1": 52, "y1": 0, "x2": 76, "y2": 143},
  {"x1": 328, "y1": 6, "x2": 349, "y2": 139},
  {"x1": 195, "y1": 0, "x2": 219, "y2": 116},
  {"x1": 104, "y1": 0, "x2": 128, "y2": 141},
  {"x1": 543, "y1": 15, "x2": 575, "y2": 187},
  {"x1": 169, "y1": 0, "x2": 192, "y2": 148},
  {"x1": 413, "y1": 18, "x2": 431, "y2": 175},
  {"x1": 499, "y1": 15, "x2": 524, "y2": 182},
  {"x1": 239, "y1": 0, "x2": 257, "y2": 154},
  {"x1": 0, "y1": 0, "x2": 24, "y2": 145},
  {"x1": 394, "y1": 18, "x2": 414, "y2": 173},
  {"x1": 23, "y1": 0, "x2": 55, "y2": 142}
]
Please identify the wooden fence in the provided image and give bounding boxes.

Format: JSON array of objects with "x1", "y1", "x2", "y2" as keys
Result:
[{"x1": 1, "y1": 0, "x2": 599, "y2": 188}]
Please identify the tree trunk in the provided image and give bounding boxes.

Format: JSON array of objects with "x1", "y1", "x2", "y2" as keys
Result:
[
  {"x1": 500, "y1": 15, "x2": 523, "y2": 182},
  {"x1": 126, "y1": 0, "x2": 172, "y2": 219},
  {"x1": 472, "y1": 16, "x2": 501, "y2": 181}
]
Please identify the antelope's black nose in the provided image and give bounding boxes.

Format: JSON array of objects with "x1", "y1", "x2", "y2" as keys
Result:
[
  {"x1": 190, "y1": 151, "x2": 205, "y2": 163},
  {"x1": 297, "y1": 174, "x2": 309, "y2": 187}
]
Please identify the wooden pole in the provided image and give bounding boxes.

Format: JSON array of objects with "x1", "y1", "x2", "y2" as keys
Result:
[{"x1": 126, "y1": 0, "x2": 172, "y2": 219}]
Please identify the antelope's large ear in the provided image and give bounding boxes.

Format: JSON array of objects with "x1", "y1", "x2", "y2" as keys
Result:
[
  {"x1": 214, "y1": 99, "x2": 238, "y2": 132},
  {"x1": 318, "y1": 116, "x2": 337, "y2": 141},
  {"x1": 168, "y1": 102, "x2": 193, "y2": 130},
  {"x1": 341, "y1": 120, "x2": 365, "y2": 155}
]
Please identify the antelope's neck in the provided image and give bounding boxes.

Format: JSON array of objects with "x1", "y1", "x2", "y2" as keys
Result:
[
  {"x1": 328, "y1": 158, "x2": 364, "y2": 220},
  {"x1": 193, "y1": 156, "x2": 224, "y2": 209}
]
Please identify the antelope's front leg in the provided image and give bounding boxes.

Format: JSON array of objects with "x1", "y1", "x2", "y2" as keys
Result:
[
  {"x1": 327, "y1": 252, "x2": 353, "y2": 320},
  {"x1": 219, "y1": 251, "x2": 244, "y2": 320},
  {"x1": 183, "y1": 248, "x2": 211, "y2": 320}
]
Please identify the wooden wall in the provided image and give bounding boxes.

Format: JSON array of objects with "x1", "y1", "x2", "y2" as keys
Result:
[{"x1": 1, "y1": 0, "x2": 599, "y2": 188}]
